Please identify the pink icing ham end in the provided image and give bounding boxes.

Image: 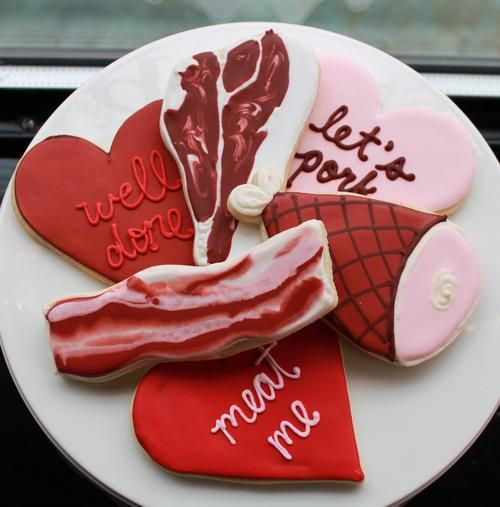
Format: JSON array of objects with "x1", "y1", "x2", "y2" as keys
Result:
[
  {"x1": 394, "y1": 222, "x2": 480, "y2": 365},
  {"x1": 45, "y1": 220, "x2": 337, "y2": 381},
  {"x1": 161, "y1": 30, "x2": 319, "y2": 265}
]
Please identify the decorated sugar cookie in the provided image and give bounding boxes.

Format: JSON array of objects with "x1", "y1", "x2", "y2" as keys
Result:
[
  {"x1": 229, "y1": 171, "x2": 480, "y2": 365},
  {"x1": 161, "y1": 30, "x2": 319, "y2": 265},
  {"x1": 45, "y1": 220, "x2": 337, "y2": 380},
  {"x1": 287, "y1": 54, "x2": 475, "y2": 214},
  {"x1": 133, "y1": 322, "x2": 364, "y2": 482},
  {"x1": 13, "y1": 101, "x2": 194, "y2": 283}
]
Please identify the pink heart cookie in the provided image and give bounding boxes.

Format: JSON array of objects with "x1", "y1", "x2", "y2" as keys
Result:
[{"x1": 287, "y1": 54, "x2": 474, "y2": 213}]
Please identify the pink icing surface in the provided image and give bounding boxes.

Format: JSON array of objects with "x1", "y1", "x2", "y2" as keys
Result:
[
  {"x1": 289, "y1": 54, "x2": 475, "y2": 212},
  {"x1": 394, "y1": 223, "x2": 480, "y2": 364}
]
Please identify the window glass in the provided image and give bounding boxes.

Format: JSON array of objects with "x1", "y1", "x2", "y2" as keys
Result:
[{"x1": 0, "y1": 0, "x2": 498, "y2": 59}]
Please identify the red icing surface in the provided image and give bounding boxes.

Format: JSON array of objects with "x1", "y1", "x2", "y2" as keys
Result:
[
  {"x1": 14, "y1": 101, "x2": 194, "y2": 282},
  {"x1": 165, "y1": 30, "x2": 290, "y2": 263},
  {"x1": 262, "y1": 192, "x2": 445, "y2": 360},
  {"x1": 46, "y1": 226, "x2": 329, "y2": 379},
  {"x1": 132, "y1": 322, "x2": 364, "y2": 482}
]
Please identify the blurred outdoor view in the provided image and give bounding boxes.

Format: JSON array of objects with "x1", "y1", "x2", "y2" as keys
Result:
[{"x1": 0, "y1": 0, "x2": 499, "y2": 59}]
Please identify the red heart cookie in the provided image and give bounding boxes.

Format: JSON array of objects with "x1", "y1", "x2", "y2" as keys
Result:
[
  {"x1": 132, "y1": 322, "x2": 364, "y2": 482},
  {"x1": 14, "y1": 101, "x2": 194, "y2": 283}
]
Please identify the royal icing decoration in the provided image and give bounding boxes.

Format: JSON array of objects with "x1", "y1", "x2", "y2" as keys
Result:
[
  {"x1": 132, "y1": 322, "x2": 364, "y2": 481},
  {"x1": 45, "y1": 220, "x2": 337, "y2": 380},
  {"x1": 431, "y1": 269, "x2": 457, "y2": 310},
  {"x1": 393, "y1": 222, "x2": 479, "y2": 363},
  {"x1": 288, "y1": 54, "x2": 474, "y2": 213},
  {"x1": 74, "y1": 149, "x2": 193, "y2": 270},
  {"x1": 267, "y1": 401, "x2": 321, "y2": 461},
  {"x1": 228, "y1": 175, "x2": 480, "y2": 365},
  {"x1": 161, "y1": 30, "x2": 319, "y2": 265},
  {"x1": 211, "y1": 344, "x2": 301, "y2": 445},
  {"x1": 14, "y1": 101, "x2": 194, "y2": 282}
]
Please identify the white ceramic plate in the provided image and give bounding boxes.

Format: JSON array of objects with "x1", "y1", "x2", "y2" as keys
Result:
[{"x1": 0, "y1": 23, "x2": 499, "y2": 507}]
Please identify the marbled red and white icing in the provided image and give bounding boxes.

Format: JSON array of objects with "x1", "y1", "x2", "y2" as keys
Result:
[
  {"x1": 161, "y1": 30, "x2": 319, "y2": 265},
  {"x1": 287, "y1": 54, "x2": 474, "y2": 213},
  {"x1": 45, "y1": 220, "x2": 337, "y2": 380}
]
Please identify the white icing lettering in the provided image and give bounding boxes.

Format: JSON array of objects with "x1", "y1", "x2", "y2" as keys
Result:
[
  {"x1": 210, "y1": 347, "x2": 300, "y2": 445},
  {"x1": 267, "y1": 400, "x2": 321, "y2": 461}
]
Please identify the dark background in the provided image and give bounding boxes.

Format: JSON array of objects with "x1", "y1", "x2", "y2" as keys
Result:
[{"x1": 0, "y1": 89, "x2": 498, "y2": 506}]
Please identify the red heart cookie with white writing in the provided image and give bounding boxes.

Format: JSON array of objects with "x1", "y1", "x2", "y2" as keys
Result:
[
  {"x1": 13, "y1": 101, "x2": 194, "y2": 283},
  {"x1": 132, "y1": 322, "x2": 364, "y2": 482},
  {"x1": 287, "y1": 54, "x2": 474, "y2": 214}
]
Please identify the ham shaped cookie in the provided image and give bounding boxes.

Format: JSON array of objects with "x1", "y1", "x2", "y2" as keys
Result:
[
  {"x1": 228, "y1": 170, "x2": 480, "y2": 366},
  {"x1": 45, "y1": 220, "x2": 337, "y2": 381},
  {"x1": 161, "y1": 30, "x2": 319, "y2": 265}
]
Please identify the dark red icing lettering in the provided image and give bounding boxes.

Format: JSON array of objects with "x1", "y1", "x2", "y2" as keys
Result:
[
  {"x1": 288, "y1": 151, "x2": 377, "y2": 196},
  {"x1": 309, "y1": 106, "x2": 382, "y2": 162},
  {"x1": 375, "y1": 157, "x2": 415, "y2": 182},
  {"x1": 290, "y1": 105, "x2": 417, "y2": 195},
  {"x1": 341, "y1": 171, "x2": 378, "y2": 194},
  {"x1": 262, "y1": 192, "x2": 446, "y2": 361},
  {"x1": 287, "y1": 150, "x2": 322, "y2": 187}
]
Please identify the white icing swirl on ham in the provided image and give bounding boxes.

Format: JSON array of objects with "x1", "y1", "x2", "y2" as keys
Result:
[{"x1": 432, "y1": 269, "x2": 457, "y2": 310}]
